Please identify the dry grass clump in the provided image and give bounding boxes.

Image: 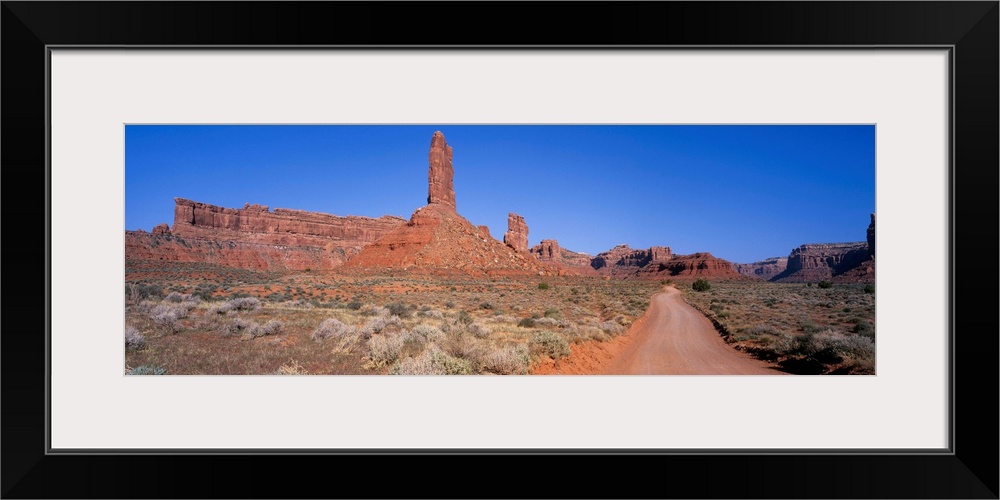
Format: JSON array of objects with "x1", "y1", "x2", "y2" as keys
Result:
[
  {"x1": 480, "y1": 344, "x2": 531, "y2": 374},
  {"x1": 368, "y1": 332, "x2": 405, "y2": 367}
]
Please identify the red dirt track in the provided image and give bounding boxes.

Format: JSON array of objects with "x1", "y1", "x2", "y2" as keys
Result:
[{"x1": 535, "y1": 286, "x2": 783, "y2": 375}]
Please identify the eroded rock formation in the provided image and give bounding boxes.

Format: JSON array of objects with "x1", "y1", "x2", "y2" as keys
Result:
[
  {"x1": 427, "y1": 131, "x2": 456, "y2": 210},
  {"x1": 529, "y1": 239, "x2": 597, "y2": 276},
  {"x1": 503, "y1": 213, "x2": 529, "y2": 253},
  {"x1": 152, "y1": 223, "x2": 171, "y2": 235}
]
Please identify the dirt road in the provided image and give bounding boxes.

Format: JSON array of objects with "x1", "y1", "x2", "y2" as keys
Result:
[{"x1": 604, "y1": 287, "x2": 781, "y2": 375}]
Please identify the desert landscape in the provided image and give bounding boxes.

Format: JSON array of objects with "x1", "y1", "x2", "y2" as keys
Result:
[{"x1": 125, "y1": 127, "x2": 876, "y2": 375}]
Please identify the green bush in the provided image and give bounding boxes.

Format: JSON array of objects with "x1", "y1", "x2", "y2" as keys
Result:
[
  {"x1": 517, "y1": 317, "x2": 537, "y2": 328},
  {"x1": 818, "y1": 281, "x2": 833, "y2": 289},
  {"x1": 692, "y1": 279, "x2": 711, "y2": 292},
  {"x1": 863, "y1": 284, "x2": 875, "y2": 294},
  {"x1": 530, "y1": 331, "x2": 571, "y2": 360},
  {"x1": 537, "y1": 282, "x2": 550, "y2": 290}
]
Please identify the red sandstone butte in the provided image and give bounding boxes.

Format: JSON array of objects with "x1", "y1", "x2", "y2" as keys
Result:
[
  {"x1": 639, "y1": 252, "x2": 743, "y2": 279},
  {"x1": 503, "y1": 213, "x2": 529, "y2": 253},
  {"x1": 151, "y1": 223, "x2": 171, "y2": 235},
  {"x1": 427, "y1": 131, "x2": 456, "y2": 210},
  {"x1": 345, "y1": 132, "x2": 546, "y2": 275}
]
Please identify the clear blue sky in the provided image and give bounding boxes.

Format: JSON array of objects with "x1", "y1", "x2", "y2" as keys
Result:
[{"x1": 125, "y1": 125, "x2": 875, "y2": 264}]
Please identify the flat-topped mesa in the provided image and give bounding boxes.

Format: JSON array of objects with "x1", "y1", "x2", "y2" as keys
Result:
[
  {"x1": 427, "y1": 131, "x2": 456, "y2": 210},
  {"x1": 503, "y1": 213, "x2": 529, "y2": 252}
]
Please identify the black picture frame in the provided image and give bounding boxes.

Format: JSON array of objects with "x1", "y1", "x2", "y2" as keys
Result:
[{"x1": 3, "y1": 2, "x2": 996, "y2": 498}]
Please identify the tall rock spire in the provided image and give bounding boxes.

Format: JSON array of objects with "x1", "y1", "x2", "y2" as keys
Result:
[
  {"x1": 427, "y1": 131, "x2": 456, "y2": 210},
  {"x1": 503, "y1": 212, "x2": 529, "y2": 253}
]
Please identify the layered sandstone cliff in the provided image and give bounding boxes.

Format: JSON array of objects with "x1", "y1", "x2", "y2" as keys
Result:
[
  {"x1": 770, "y1": 242, "x2": 870, "y2": 283},
  {"x1": 734, "y1": 257, "x2": 788, "y2": 281}
]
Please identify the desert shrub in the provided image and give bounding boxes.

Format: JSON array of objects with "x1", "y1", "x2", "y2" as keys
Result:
[
  {"x1": 259, "y1": 320, "x2": 284, "y2": 336},
  {"x1": 818, "y1": 281, "x2": 833, "y2": 289},
  {"x1": 530, "y1": 331, "x2": 571, "y2": 360},
  {"x1": 347, "y1": 300, "x2": 364, "y2": 310},
  {"x1": 692, "y1": 279, "x2": 711, "y2": 292},
  {"x1": 149, "y1": 302, "x2": 195, "y2": 331},
  {"x1": 385, "y1": 301, "x2": 412, "y2": 318},
  {"x1": 126, "y1": 283, "x2": 164, "y2": 303},
  {"x1": 390, "y1": 346, "x2": 473, "y2": 375},
  {"x1": 543, "y1": 308, "x2": 563, "y2": 319},
  {"x1": 410, "y1": 324, "x2": 445, "y2": 343},
  {"x1": 128, "y1": 364, "x2": 167, "y2": 375},
  {"x1": 124, "y1": 326, "x2": 145, "y2": 351},
  {"x1": 851, "y1": 321, "x2": 874, "y2": 336},
  {"x1": 479, "y1": 301, "x2": 494, "y2": 310},
  {"x1": 863, "y1": 284, "x2": 875, "y2": 294},
  {"x1": 537, "y1": 282, "x2": 550, "y2": 290},
  {"x1": 533, "y1": 317, "x2": 567, "y2": 328},
  {"x1": 480, "y1": 345, "x2": 530, "y2": 374},
  {"x1": 444, "y1": 301, "x2": 455, "y2": 309},
  {"x1": 517, "y1": 317, "x2": 537, "y2": 328},
  {"x1": 362, "y1": 316, "x2": 402, "y2": 337},
  {"x1": 599, "y1": 320, "x2": 625, "y2": 336},
  {"x1": 457, "y1": 310, "x2": 474, "y2": 325},
  {"x1": 231, "y1": 297, "x2": 262, "y2": 311},
  {"x1": 368, "y1": 332, "x2": 405, "y2": 367},
  {"x1": 311, "y1": 318, "x2": 357, "y2": 341},
  {"x1": 221, "y1": 317, "x2": 261, "y2": 338},
  {"x1": 466, "y1": 322, "x2": 491, "y2": 339},
  {"x1": 164, "y1": 291, "x2": 186, "y2": 303}
]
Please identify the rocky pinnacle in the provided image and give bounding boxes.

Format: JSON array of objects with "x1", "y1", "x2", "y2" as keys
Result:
[{"x1": 427, "y1": 131, "x2": 456, "y2": 210}]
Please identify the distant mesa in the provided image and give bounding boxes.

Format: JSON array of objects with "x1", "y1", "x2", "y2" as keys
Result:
[
  {"x1": 738, "y1": 214, "x2": 875, "y2": 284},
  {"x1": 733, "y1": 257, "x2": 788, "y2": 281}
]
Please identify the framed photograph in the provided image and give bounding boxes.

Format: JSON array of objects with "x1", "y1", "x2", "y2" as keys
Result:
[{"x1": 4, "y1": 2, "x2": 996, "y2": 498}]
